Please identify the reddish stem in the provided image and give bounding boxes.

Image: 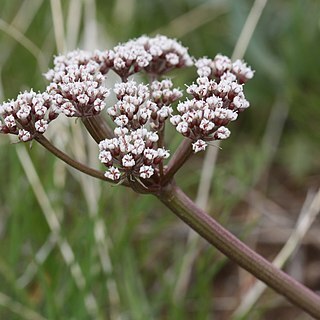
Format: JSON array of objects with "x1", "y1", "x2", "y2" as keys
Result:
[
  {"x1": 157, "y1": 184, "x2": 320, "y2": 319},
  {"x1": 162, "y1": 139, "x2": 193, "y2": 185}
]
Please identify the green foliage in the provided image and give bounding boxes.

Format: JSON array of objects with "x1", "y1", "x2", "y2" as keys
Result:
[{"x1": 0, "y1": 0, "x2": 319, "y2": 319}]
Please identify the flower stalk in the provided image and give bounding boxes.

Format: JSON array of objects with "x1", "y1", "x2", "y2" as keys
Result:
[
  {"x1": 82, "y1": 114, "x2": 114, "y2": 143},
  {"x1": 35, "y1": 134, "x2": 115, "y2": 183},
  {"x1": 162, "y1": 138, "x2": 193, "y2": 185},
  {"x1": 157, "y1": 183, "x2": 320, "y2": 319}
]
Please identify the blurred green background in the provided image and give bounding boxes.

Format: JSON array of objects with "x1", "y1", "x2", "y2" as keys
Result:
[{"x1": 0, "y1": 0, "x2": 319, "y2": 319}]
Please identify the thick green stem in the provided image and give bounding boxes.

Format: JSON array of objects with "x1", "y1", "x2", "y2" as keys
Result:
[
  {"x1": 35, "y1": 135, "x2": 112, "y2": 183},
  {"x1": 157, "y1": 184, "x2": 320, "y2": 319}
]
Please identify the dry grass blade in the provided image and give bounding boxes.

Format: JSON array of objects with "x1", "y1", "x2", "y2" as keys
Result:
[
  {"x1": 13, "y1": 142, "x2": 100, "y2": 319},
  {"x1": 0, "y1": 19, "x2": 46, "y2": 72},
  {"x1": 66, "y1": 0, "x2": 82, "y2": 50},
  {"x1": 231, "y1": 0, "x2": 268, "y2": 60},
  {"x1": 233, "y1": 188, "x2": 320, "y2": 318},
  {"x1": 69, "y1": 123, "x2": 121, "y2": 317},
  {"x1": 50, "y1": 0, "x2": 66, "y2": 53},
  {"x1": 82, "y1": 0, "x2": 98, "y2": 50},
  {"x1": 153, "y1": 0, "x2": 229, "y2": 38},
  {"x1": 17, "y1": 233, "x2": 58, "y2": 288},
  {"x1": 0, "y1": 0, "x2": 44, "y2": 62},
  {"x1": 0, "y1": 292, "x2": 47, "y2": 320}
]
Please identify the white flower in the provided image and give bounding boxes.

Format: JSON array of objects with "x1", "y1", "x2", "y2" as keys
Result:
[
  {"x1": 114, "y1": 127, "x2": 129, "y2": 136},
  {"x1": 1, "y1": 101, "x2": 14, "y2": 113},
  {"x1": 156, "y1": 148, "x2": 170, "y2": 159},
  {"x1": 195, "y1": 58, "x2": 212, "y2": 77},
  {"x1": 99, "y1": 150, "x2": 113, "y2": 164},
  {"x1": 35, "y1": 119, "x2": 48, "y2": 133},
  {"x1": 139, "y1": 165, "x2": 154, "y2": 179},
  {"x1": 105, "y1": 167, "x2": 121, "y2": 180},
  {"x1": 213, "y1": 54, "x2": 232, "y2": 74},
  {"x1": 114, "y1": 115, "x2": 129, "y2": 127},
  {"x1": 60, "y1": 102, "x2": 76, "y2": 116},
  {"x1": 138, "y1": 107, "x2": 151, "y2": 122},
  {"x1": 144, "y1": 148, "x2": 158, "y2": 161},
  {"x1": 145, "y1": 131, "x2": 159, "y2": 142},
  {"x1": 16, "y1": 104, "x2": 32, "y2": 120},
  {"x1": 233, "y1": 93, "x2": 250, "y2": 110},
  {"x1": 176, "y1": 121, "x2": 189, "y2": 134},
  {"x1": 123, "y1": 101, "x2": 136, "y2": 114},
  {"x1": 200, "y1": 119, "x2": 215, "y2": 133},
  {"x1": 118, "y1": 136, "x2": 133, "y2": 153},
  {"x1": 206, "y1": 96, "x2": 222, "y2": 108},
  {"x1": 137, "y1": 34, "x2": 193, "y2": 68},
  {"x1": 220, "y1": 71, "x2": 237, "y2": 82},
  {"x1": 34, "y1": 104, "x2": 48, "y2": 117},
  {"x1": 230, "y1": 82, "x2": 243, "y2": 95},
  {"x1": 4, "y1": 115, "x2": 16, "y2": 128},
  {"x1": 107, "y1": 106, "x2": 118, "y2": 117},
  {"x1": 158, "y1": 106, "x2": 172, "y2": 120},
  {"x1": 46, "y1": 61, "x2": 109, "y2": 117},
  {"x1": 192, "y1": 139, "x2": 207, "y2": 153},
  {"x1": 93, "y1": 98, "x2": 106, "y2": 112},
  {"x1": 18, "y1": 129, "x2": 32, "y2": 142},
  {"x1": 131, "y1": 138, "x2": 145, "y2": 155},
  {"x1": 136, "y1": 55, "x2": 151, "y2": 67},
  {"x1": 77, "y1": 93, "x2": 89, "y2": 105},
  {"x1": 122, "y1": 154, "x2": 135, "y2": 168},
  {"x1": 203, "y1": 108, "x2": 215, "y2": 120},
  {"x1": 217, "y1": 80, "x2": 231, "y2": 95},
  {"x1": 102, "y1": 138, "x2": 119, "y2": 150},
  {"x1": 215, "y1": 126, "x2": 231, "y2": 140},
  {"x1": 232, "y1": 59, "x2": 254, "y2": 81},
  {"x1": 0, "y1": 90, "x2": 54, "y2": 140},
  {"x1": 166, "y1": 52, "x2": 179, "y2": 65},
  {"x1": 113, "y1": 57, "x2": 126, "y2": 70},
  {"x1": 182, "y1": 111, "x2": 196, "y2": 123},
  {"x1": 170, "y1": 115, "x2": 182, "y2": 126}
]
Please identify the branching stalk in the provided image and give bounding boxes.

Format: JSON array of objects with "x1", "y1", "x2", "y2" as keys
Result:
[
  {"x1": 82, "y1": 115, "x2": 114, "y2": 143},
  {"x1": 162, "y1": 138, "x2": 193, "y2": 185},
  {"x1": 157, "y1": 184, "x2": 320, "y2": 319},
  {"x1": 35, "y1": 134, "x2": 113, "y2": 183}
]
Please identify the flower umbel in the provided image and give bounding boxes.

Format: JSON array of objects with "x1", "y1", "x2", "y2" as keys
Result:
[
  {"x1": 170, "y1": 54, "x2": 253, "y2": 152},
  {"x1": 0, "y1": 90, "x2": 57, "y2": 142},
  {"x1": 98, "y1": 128, "x2": 169, "y2": 182},
  {"x1": 0, "y1": 35, "x2": 253, "y2": 187},
  {"x1": 46, "y1": 61, "x2": 110, "y2": 118}
]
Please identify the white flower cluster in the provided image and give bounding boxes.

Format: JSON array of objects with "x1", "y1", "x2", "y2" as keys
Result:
[
  {"x1": 99, "y1": 128, "x2": 170, "y2": 181},
  {"x1": 196, "y1": 54, "x2": 254, "y2": 83},
  {"x1": 44, "y1": 50, "x2": 95, "y2": 82},
  {"x1": 44, "y1": 35, "x2": 193, "y2": 82},
  {"x1": 0, "y1": 35, "x2": 254, "y2": 185},
  {"x1": 100, "y1": 78, "x2": 182, "y2": 181},
  {"x1": 107, "y1": 79, "x2": 182, "y2": 131},
  {"x1": 149, "y1": 79, "x2": 183, "y2": 129},
  {"x1": 0, "y1": 90, "x2": 56, "y2": 142},
  {"x1": 170, "y1": 56, "x2": 254, "y2": 152},
  {"x1": 44, "y1": 49, "x2": 113, "y2": 77},
  {"x1": 136, "y1": 35, "x2": 193, "y2": 71},
  {"x1": 96, "y1": 35, "x2": 193, "y2": 79},
  {"x1": 46, "y1": 62, "x2": 110, "y2": 117},
  {"x1": 107, "y1": 80, "x2": 150, "y2": 129}
]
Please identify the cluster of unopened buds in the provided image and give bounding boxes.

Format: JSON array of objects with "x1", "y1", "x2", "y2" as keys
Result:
[{"x1": 0, "y1": 34, "x2": 253, "y2": 189}]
